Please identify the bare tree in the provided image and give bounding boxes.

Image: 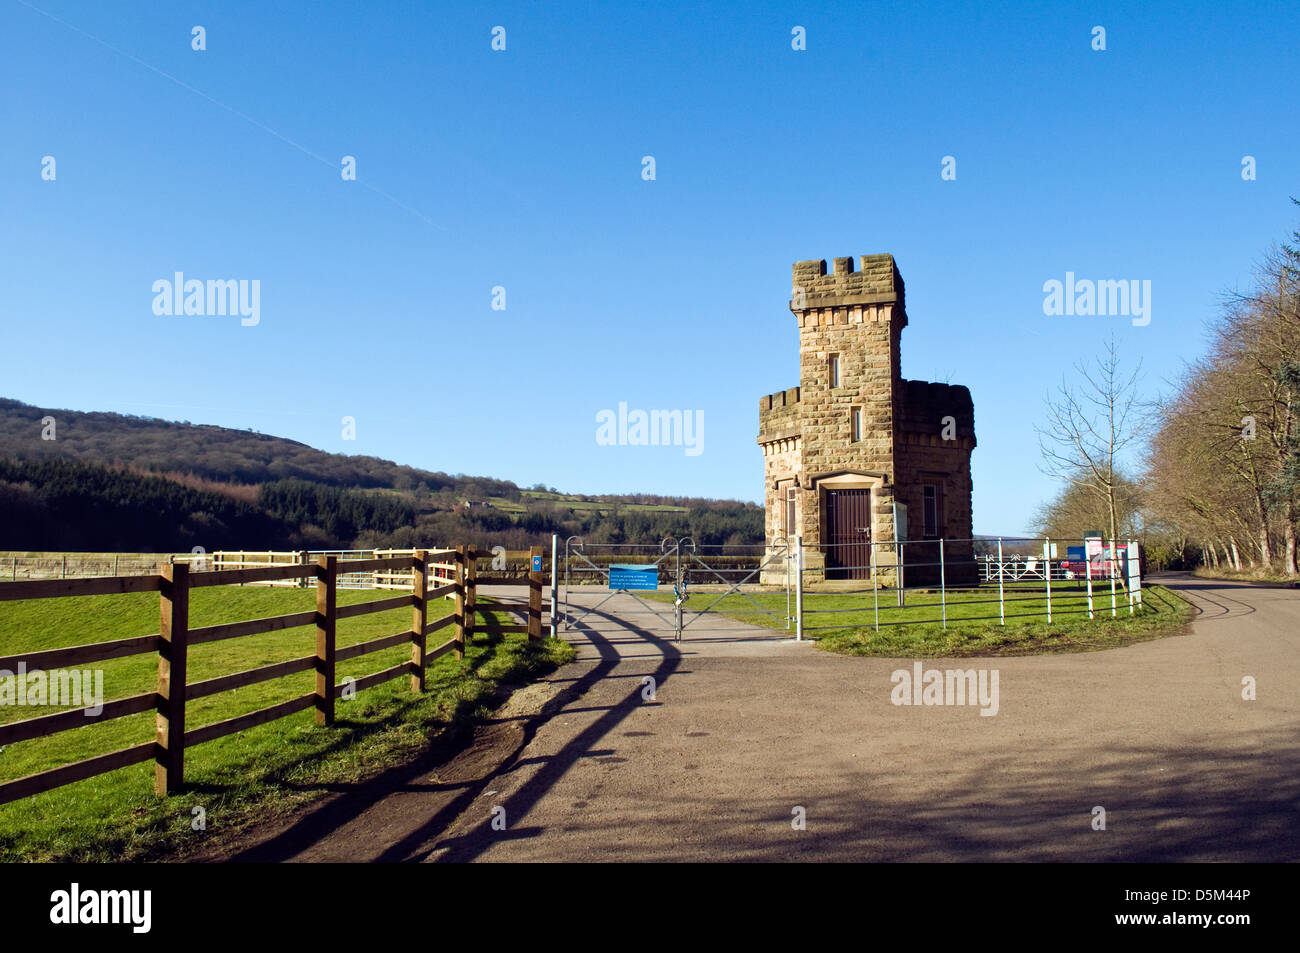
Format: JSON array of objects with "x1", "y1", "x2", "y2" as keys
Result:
[
  {"x1": 1031, "y1": 469, "x2": 1143, "y2": 541},
  {"x1": 1036, "y1": 336, "x2": 1153, "y2": 551},
  {"x1": 1219, "y1": 241, "x2": 1300, "y2": 574},
  {"x1": 1141, "y1": 207, "x2": 1300, "y2": 577},
  {"x1": 1153, "y1": 353, "x2": 1277, "y2": 568}
]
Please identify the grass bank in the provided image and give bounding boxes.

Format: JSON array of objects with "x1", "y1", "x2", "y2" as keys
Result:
[
  {"x1": 1192, "y1": 566, "x2": 1300, "y2": 586},
  {"x1": 646, "y1": 582, "x2": 1192, "y2": 657}
]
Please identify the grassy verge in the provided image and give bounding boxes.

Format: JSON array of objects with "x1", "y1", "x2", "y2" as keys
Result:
[
  {"x1": 1192, "y1": 566, "x2": 1300, "y2": 585},
  {"x1": 0, "y1": 586, "x2": 573, "y2": 862},
  {"x1": 645, "y1": 582, "x2": 1192, "y2": 656}
]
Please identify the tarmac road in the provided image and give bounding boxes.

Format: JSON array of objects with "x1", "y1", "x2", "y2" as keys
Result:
[{"x1": 217, "y1": 575, "x2": 1300, "y2": 862}]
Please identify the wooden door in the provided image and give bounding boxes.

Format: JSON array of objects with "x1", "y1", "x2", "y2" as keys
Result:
[{"x1": 826, "y1": 489, "x2": 872, "y2": 580}]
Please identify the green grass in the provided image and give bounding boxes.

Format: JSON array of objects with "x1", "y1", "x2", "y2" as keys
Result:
[
  {"x1": 515, "y1": 490, "x2": 689, "y2": 513},
  {"x1": 646, "y1": 582, "x2": 1192, "y2": 656},
  {"x1": 0, "y1": 585, "x2": 573, "y2": 861}
]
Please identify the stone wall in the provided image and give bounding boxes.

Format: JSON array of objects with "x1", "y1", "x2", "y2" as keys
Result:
[{"x1": 894, "y1": 381, "x2": 977, "y2": 584}]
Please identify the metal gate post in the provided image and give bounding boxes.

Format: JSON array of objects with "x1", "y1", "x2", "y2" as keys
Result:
[
  {"x1": 794, "y1": 536, "x2": 804, "y2": 641},
  {"x1": 896, "y1": 538, "x2": 905, "y2": 608},
  {"x1": 674, "y1": 540, "x2": 684, "y2": 641},
  {"x1": 1109, "y1": 539, "x2": 1118, "y2": 617},
  {"x1": 550, "y1": 534, "x2": 558, "y2": 635},
  {"x1": 785, "y1": 539, "x2": 792, "y2": 630},
  {"x1": 1044, "y1": 536, "x2": 1052, "y2": 624},
  {"x1": 939, "y1": 538, "x2": 946, "y2": 630},
  {"x1": 872, "y1": 540, "x2": 880, "y2": 632},
  {"x1": 1085, "y1": 546, "x2": 1095, "y2": 619},
  {"x1": 997, "y1": 537, "x2": 1005, "y2": 625},
  {"x1": 562, "y1": 535, "x2": 577, "y2": 631}
]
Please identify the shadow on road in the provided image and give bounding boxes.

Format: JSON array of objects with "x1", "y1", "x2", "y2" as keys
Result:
[{"x1": 219, "y1": 604, "x2": 680, "y2": 863}]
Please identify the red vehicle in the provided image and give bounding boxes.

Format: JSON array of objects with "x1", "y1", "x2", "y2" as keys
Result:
[{"x1": 1060, "y1": 539, "x2": 1144, "y2": 581}]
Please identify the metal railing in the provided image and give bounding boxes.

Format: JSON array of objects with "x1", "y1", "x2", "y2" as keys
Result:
[{"x1": 791, "y1": 536, "x2": 1146, "y2": 638}]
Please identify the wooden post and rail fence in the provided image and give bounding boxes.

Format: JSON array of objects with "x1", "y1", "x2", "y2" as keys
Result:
[{"x1": 0, "y1": 546, "x2": 551, "y2": 806}]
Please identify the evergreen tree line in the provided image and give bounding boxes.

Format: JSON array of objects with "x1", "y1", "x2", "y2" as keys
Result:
[
  {"x1": 0, "y1": 457, "x2": 765, "y2": 554},
  {"x1": 0, "y1": 458, "x2": 297, "y2": 552},
  {"x1": 256, "y1": 479, "x2": 416, "y2": 543}
]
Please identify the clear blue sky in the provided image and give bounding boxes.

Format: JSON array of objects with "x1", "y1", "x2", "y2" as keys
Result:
[{"x1": 3, "y1": 0, "x2": 1298, "y2": 534}]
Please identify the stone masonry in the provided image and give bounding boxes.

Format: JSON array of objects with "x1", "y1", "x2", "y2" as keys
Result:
[{"x1": 758, "y1": 255, "x2": 976, "y2": 584}]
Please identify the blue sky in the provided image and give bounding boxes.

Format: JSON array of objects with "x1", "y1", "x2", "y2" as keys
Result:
[{"x1": 3, "y1": 0, "x2": 1298, "y2": 533}]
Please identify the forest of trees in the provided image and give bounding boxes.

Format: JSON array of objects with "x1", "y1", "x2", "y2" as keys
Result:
[
  {"x1": 356, "y1": 497, "x2": 764, "y2": 551},
  {"x1": 1033, "y1": 204, "x2": 1300, "y2": 576},
  {"x1": 258, "y1": 479, "x2": 416, "y2": 544},
  {"x1": 0, "y1": 458, "x2": 299, "y2": 551},
  {"x1": 1145, "y1": 225, "x2": 1300, "y2": 575}
]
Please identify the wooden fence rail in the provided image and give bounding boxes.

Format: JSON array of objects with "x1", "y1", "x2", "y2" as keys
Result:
[{"x1": 0, "y1": 546, "x2": 553, "y2": 806}]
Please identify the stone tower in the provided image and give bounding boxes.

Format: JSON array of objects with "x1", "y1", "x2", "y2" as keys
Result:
[{"x1": 757, "y1": 255, "x2": 976, "y2": 584}]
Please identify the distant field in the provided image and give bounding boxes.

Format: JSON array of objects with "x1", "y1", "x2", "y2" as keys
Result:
[
  {"x1": 0, "y1": 585, "x2": 571, "y2": 861},
  {"x1": 512, "y1": 491, "x2": 689, "y2": 514},
  {"x1": 0, "y1": 551, "x2": 175, "y2": 581}
]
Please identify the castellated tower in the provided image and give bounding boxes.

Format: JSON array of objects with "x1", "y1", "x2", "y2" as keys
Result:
[{"x1": 757, "y1": 255, "x2": 976, "y2": 584}]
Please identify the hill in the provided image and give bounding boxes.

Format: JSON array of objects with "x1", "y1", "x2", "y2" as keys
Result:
[
  {"x1": 0, "y1": 398, "x2": 763, "y2": 551},
  {"x1": 0, "y1": 397, "x2": 515, "y2": 495}
]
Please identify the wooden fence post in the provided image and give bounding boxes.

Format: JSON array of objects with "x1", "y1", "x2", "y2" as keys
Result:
[
  {"x1": 315, "y1": 555, "x2": 337, "y2": 725},
  {"x1": 454, "y1": 545, "x2": 467, "y2": 660},
  {"x1": 155, "y1": 562, "x2": 189, "y2": 796},
  {"x1": 528, "y1": 545, "x2": 543, "y2": 640},
  {"x1": 464, "y1": 547, "x2": 477, "y2": 645},
  {"x1": 411, "y1": 550, "x2": 427, "y2": 692}
]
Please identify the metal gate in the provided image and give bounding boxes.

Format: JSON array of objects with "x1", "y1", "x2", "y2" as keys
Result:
[
  {"x1": 561, "y1": 537, "x2": 684, "y2": 634},
  {"x1": 561, "y1": 536, "x2": 793, "y2": 641}
]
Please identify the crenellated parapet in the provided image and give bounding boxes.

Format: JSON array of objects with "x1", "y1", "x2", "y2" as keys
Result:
[
  {"x1": 758, "y1": 386, "x2": 801, "y2": 443},
  {"x1": 790, "y1": 254, "x2": 906, "y2": 327},
  {"x1": 897, "y1": 380, "x2": 977, "y2": 448}
]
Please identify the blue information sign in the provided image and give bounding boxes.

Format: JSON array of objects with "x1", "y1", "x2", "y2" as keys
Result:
[
  {"x1": 609, "y1": 564, "x2": 658, "y2": 590},
  {"x1": 532, "y1": 555, "x2": 542, "y2": 573}
]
